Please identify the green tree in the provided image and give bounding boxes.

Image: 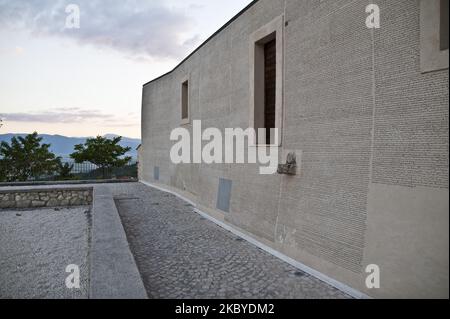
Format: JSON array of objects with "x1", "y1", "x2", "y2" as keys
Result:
[
  {"x1": 0, "y1": 159, "x2": 6, "y2": 182},
  {"x1": 70, "y1": 136, "x2": 131, "y2": 179},
  {"x1": 0, "y1": 132, "x2": 61, "y2": 182}
]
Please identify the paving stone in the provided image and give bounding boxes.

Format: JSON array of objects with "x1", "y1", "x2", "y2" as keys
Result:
[{"x1": 108, "y1": 183, "x2": 351, "y2": 299}]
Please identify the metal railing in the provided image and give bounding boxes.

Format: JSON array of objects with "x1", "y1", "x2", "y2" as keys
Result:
[
  {"x1": 34, "y1": 160, "x2": 138, "y2": 181},
  {"x1": 69, "y1": 160, "x2": 137, "y2": 180}
]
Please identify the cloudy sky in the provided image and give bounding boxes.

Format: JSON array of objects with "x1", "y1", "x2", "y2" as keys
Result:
[{"x1": 0, "y1": 0, "x2": 252, "y2": 138}]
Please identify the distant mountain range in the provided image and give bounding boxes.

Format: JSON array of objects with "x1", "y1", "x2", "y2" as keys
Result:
[{"x1": 0, "y1": 133, "x2": 141, "y2": 160}]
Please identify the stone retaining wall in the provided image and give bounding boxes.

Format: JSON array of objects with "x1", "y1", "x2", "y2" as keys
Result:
[{"x1": 0, "y1": 188, "x2": 93, "y2": 209}]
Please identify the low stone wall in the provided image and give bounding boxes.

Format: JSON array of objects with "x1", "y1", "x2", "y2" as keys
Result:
[{"x1": 0, "y1": 187, "x2": 93, "y2": 209}]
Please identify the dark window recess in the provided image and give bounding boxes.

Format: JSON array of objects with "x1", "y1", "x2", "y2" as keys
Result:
[
  {"x1": 441, "y1": 0, "x2": 449, "y2": 51},
  {"x1": 181, "y1": 81, "x2": 189, "y2": 120},
  {"x1": 264, "y1": 39, "x2": 276, "y2": 144}
]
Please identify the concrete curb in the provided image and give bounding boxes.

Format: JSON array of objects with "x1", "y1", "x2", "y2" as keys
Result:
[{"x1": 89, "y1": 185, "x2": 148, "y2": 299}]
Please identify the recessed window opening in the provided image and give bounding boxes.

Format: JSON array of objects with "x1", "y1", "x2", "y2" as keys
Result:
[
  {"x1": 181, "y1": 80, "x2": 189, "y2": 121},
  {"x1": 440, "y1": 0, "x2": 449, "y2": 51},
  {"x1": 254, "y1": 32, "x2": 276, "y2": 145}
]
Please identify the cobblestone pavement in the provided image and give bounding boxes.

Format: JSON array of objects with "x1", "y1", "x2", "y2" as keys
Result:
[{"x1": 110, "y1": 183, "x2": 350, "y2": 299}]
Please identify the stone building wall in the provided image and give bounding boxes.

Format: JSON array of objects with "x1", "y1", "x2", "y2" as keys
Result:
[{"x1": 141, "y1": 0, "x2": 449, "y2": 298}]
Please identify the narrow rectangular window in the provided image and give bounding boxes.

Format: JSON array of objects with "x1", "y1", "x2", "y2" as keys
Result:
[
  {"x1": 254, "y1": 32, "x2": 276, "y2": 144},
  {"x1": 264, "y1": 39, "x2": 276, "y2": 145},
  {"x1": 250, "y1": 15, "x2": 283, "y2": 145},
  {"x1": 440, "y1": 0, "x2": 449, "y2": 50},
  {"x1": 181, "y1": 80, "x2": 189, "y2": 120}
]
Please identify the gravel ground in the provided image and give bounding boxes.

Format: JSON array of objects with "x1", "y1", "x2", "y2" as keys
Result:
[
  {"x1": 0, "y1": 207, "x2": 90, "y2": 299},
  {"x1": 111, "y1": 183, "x2": 350, "y2": 299}
]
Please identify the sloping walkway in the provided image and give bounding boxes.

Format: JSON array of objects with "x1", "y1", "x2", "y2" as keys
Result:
[{"x1": 109, "y1": 183, "x2": 350, "y2": 299}]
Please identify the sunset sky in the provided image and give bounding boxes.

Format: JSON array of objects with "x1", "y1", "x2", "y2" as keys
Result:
[{"x1": 0, "y1": 0, "x2": 253, "y2": 138}]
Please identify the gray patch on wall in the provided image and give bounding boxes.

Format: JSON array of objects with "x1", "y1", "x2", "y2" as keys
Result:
[
  {"x1": 154, "y1": 167, "x2": 160, "y2": 181},
  {"x1": 216, "y1": 178, "x2": 232, "y2": 213}
]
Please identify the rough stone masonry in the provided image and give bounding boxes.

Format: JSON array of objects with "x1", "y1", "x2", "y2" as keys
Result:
[{"x1": 0, "y1": 188, "x2": 93, "y2": 210}]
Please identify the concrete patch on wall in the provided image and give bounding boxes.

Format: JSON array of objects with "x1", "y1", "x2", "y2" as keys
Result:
[
  {"x1": 363, "y1": 183, "x2": 449, "y2": 298},
  {"x1": 216, "y1": 178, "x2": 232, "y2": 213},
  {"x1": 154, "y1": 167, "x2": 160, "y2": 181}
]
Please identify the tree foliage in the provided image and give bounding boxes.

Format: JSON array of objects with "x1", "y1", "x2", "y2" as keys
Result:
[
  {"x1": 0, "y1": 132, "x2": 61, "y2": 182},
  {"x1": 58, "y1": 162, "x2": 75, "y2": 180},
  {"x1": 70, "y1": 136, "x2": 131, "y2": 179}
]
